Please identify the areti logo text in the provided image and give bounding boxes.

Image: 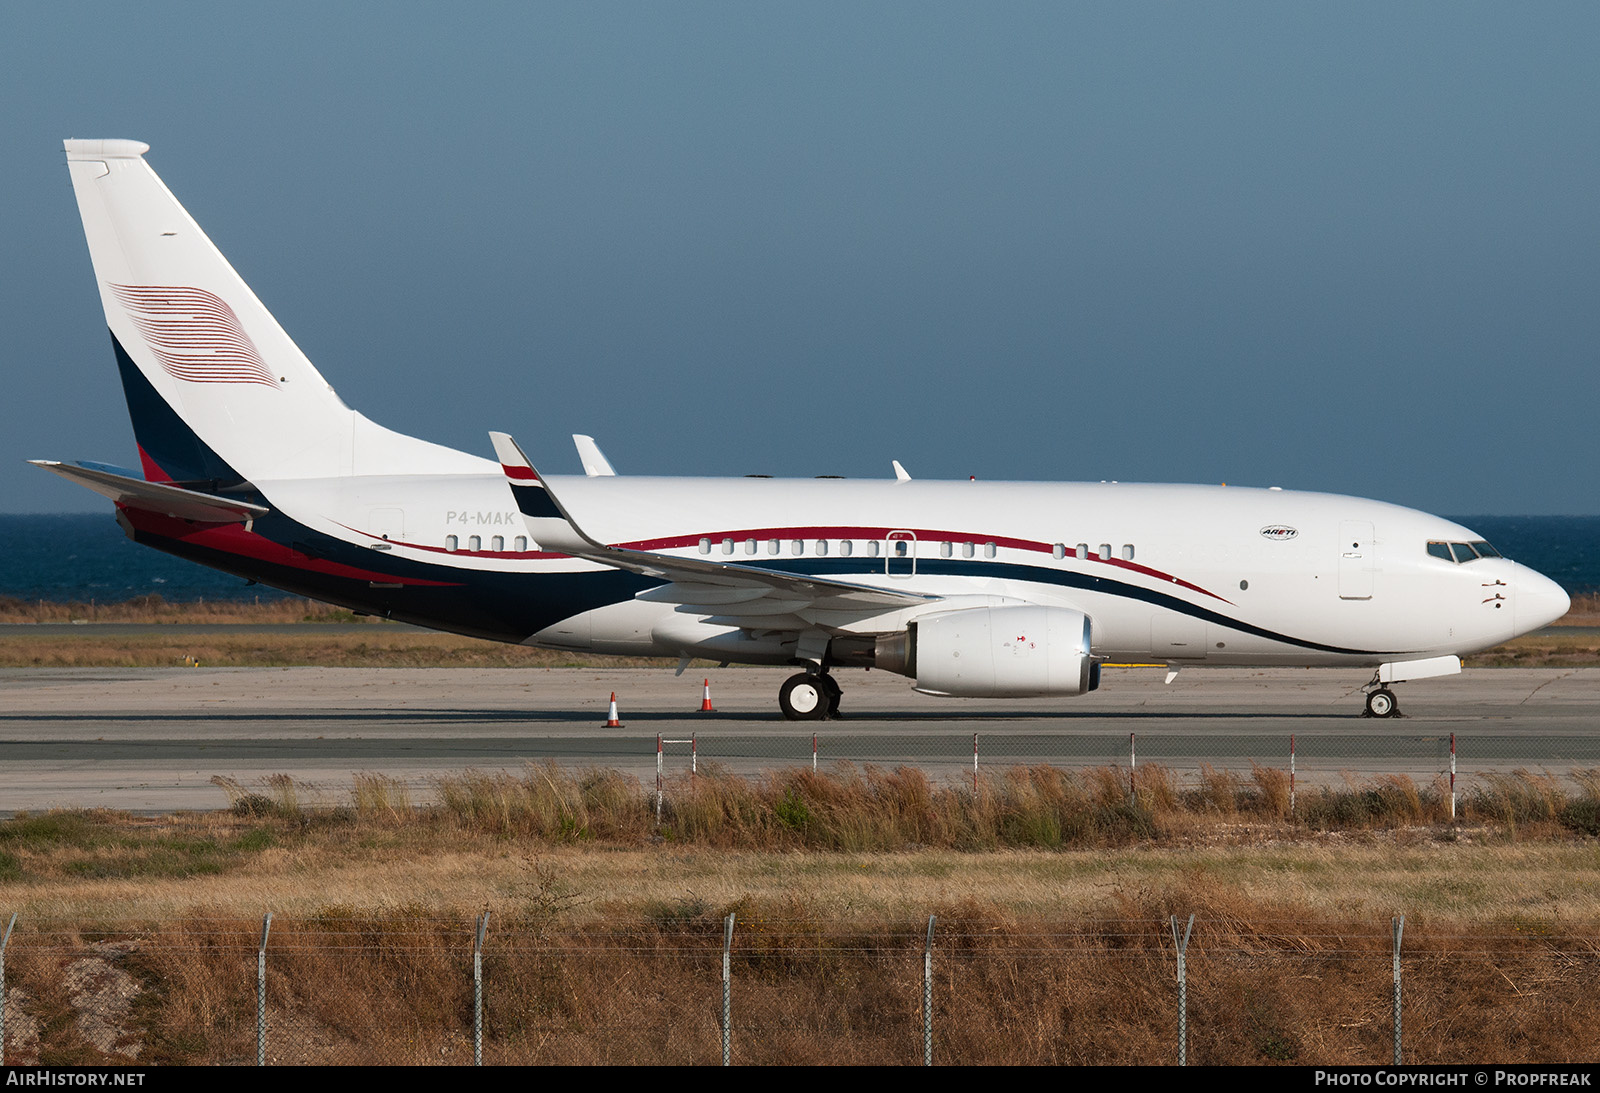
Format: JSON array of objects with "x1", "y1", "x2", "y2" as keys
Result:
[{"x1": 1260, "y1": 526, "x2": 1299, "y2": 541}]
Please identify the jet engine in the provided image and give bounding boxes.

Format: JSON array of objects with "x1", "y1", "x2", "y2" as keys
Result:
[{"x1": 874, "y1": 605, "x2": 1099, "y2": 697}]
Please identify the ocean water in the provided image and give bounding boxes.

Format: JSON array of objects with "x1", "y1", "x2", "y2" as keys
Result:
[{"x1": 0, "y1": 512, "x2": 1596, "y2": 604}]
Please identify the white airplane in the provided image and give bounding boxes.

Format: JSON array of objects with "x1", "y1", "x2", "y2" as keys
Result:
[{"x1": 37, "y1": 139, "x2": 1571, "y2": 720}]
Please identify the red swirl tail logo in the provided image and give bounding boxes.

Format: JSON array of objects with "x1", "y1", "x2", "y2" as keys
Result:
[{"x1": 111, "y1": 284, "x2": 279, "y2": 388}]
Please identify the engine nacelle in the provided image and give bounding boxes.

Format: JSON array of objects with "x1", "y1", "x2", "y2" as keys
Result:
[{"x1": 876, "y1": 605, "x2": 1098, "y2": 697}]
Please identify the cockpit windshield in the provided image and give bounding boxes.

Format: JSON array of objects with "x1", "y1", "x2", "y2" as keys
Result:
[{"x1": 1427, "y1": 540, "x2": 1503, "y2": 564}]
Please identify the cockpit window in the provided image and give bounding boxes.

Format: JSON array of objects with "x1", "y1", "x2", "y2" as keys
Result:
[{"x1": 1428, "y1": 539, "x2": 1503, "y2": 564}]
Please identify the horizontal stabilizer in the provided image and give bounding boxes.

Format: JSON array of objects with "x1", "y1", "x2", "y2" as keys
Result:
[{"x1": 29, "y1": 461, "x2": 268, "y2": 525}]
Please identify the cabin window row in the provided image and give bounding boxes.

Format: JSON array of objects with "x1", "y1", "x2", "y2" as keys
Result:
[
  {"x1": 690, "y1": 538, "x2": 1135, "y2": 562},
  {"x1": 1053, "y1": 543, "x2": 1136, "y2": 562},
  {"x1": 444, "y1": 535, "x2": 530, "y2": 552},
  {"x1": 694, "y1": 537, "x2": 975, "y2": 558}
]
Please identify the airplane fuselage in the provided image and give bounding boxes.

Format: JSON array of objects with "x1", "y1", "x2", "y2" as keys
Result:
[{"x1": 118, "y1": 470, "x2": 1549, "y2": 669}]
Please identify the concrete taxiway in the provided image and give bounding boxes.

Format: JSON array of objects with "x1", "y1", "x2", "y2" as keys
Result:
[{"x1": 1, "y1": 666, "x2": 1596, "y2": 813}]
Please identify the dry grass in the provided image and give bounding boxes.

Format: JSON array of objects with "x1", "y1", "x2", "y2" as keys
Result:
[
  {"x1": 0, "y1": 594, "x2": 327, "y2": 625},
  {"x1": 1555, "y1": 592, "x2": 1600, "y2": 625},
  {"x1": 9, "y1": 883, "x2": 1600, "y2": 1064},
  {"x1": 7, "y1": 766, "x2": 1600, "y2": 1063},
  {"x1": 0, "y1": 629, "x2": 685, "y2": 669}
]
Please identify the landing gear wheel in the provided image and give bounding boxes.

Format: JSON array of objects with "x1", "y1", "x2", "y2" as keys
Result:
[
  {"x1": 1365, "y1": 688, "x2": 1400, "y2": 718},
  {"x1": 818, "y1": 673, "x2": 843, "y2": 719},
  {"x1": 779, "y1": 673, "x2": 830, "y2": 721}
]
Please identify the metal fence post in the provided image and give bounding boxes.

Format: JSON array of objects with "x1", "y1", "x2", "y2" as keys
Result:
[
  {"x1": 1289, "y1": 734, "x2": 1296, "y2": 818},
  {"x1": 1392, "y1": 915, "x2": 1405, "y2": 1065},
  {"x1": 0, "y1": 913, "x2": 16, "y2": 1065},
  {"x1": 1170, "y1": 913, "x2": 1194, "y2": 1066},
  {"x1": 256, "y1": 913, "x2": 271, "y2": 1066},
  {"x1": 656, "y1": 734, "x2": 664, "y2": 823},
  {"x1": 722, "y1": 912, "x2": 735, "y2": 1066},
  {"x1": 923, "y1": 915, "x2": 936, "y2": 1066},
  {"x1": 475, "y1": 911, "x2": 490, "y2": 1066},
  {"x1": 1450, "y1": 734, "x2": 1457, "y2": 822},
  {"x1": 972, "y1": 732, "x2": 978, "y2": 792}
]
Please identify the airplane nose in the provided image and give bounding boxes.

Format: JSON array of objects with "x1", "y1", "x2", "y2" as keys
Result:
[{"x1": 1515, "y1": 565, "x2": 1571, "y2": 634}]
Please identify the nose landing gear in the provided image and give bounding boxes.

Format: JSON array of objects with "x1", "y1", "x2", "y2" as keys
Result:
[{"x1": 1363, "y1": 685, "x2": 1400, "y2": 718}]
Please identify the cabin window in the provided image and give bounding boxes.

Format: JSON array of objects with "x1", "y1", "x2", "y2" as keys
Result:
[
  {"x1": 446, "y1": 535, "x2": 459, "y2": 552},
  {"x1": 722, "y1": 538, "x2": 734, "y2": 555},
  {"x1": 1052, "y1": 543, "x2": 1065, "y2": 560},
  {"x1": 815, "y1": 539, "x2": 829, "y2": 556},
  {"x1": 744, "y1": 539, "x2": 757, "y2": 555},
  {"x1": 469, "y1": 535, "x2": 481, "y2": 552},
  {"x1": 767, "y1": 539, "x2": 780, "y2": 555},
  {"x1": 1449, "y1": 542, "x2": 1478, "y2": 564},
  {"x1": 1098, "y1": 543, "x2": 1112, "y2": 560},
  {"x1": 866, "y1": 540, "x2": 881, "y2": 558},
  {"x1": 840, "y1": 540, "x2": 853, "y2": 557},
  {"x1": 491, "y1": 535, "x2": 504, "y2": 552},
  {"x1": 1472, "y1": 541, "x2": 1502, "y2": 558},
  {"x1": 1075, "y1": 543, "x2": 1088, "y2": 560},
  {"x1": 1426, "y1": 541, "x2": 1452, "y2": 561},
  {"x1": 791, "y1": 539, "x2": 804, "y2": 555},
  {"x1": 962, "y1": 542, "x2": 975, "y2": 559},
  {"x1": 514, "y1": 536, "x2": 528, "y2": 552},
  {"x1": 699, "y1": 538, "x2": 711, "y2": 554},
  {"x1": 893, "y1": 540, "x2": 909, "y2": 557},
  {"x1": 940, "y1": 541, "x2": 953, "y2": 558},
  {"x1": 984, "y1": 542, "x2": 997, "y2": 559},
  {"x1": 1121, "y1": 544, "x2": 1135, "y2": 561}
]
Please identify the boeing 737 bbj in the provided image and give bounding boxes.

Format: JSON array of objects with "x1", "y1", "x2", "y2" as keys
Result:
[{"x1": 35, "y1": 140, "x2": 1572, "y2": 719}]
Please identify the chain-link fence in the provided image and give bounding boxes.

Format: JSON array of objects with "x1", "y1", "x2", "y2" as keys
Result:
[
  {"x1": 5, "y1": 911, "x2": 1600, "y2": 1065},
  {"x1": 648, "y1": 729, "x2": 1600, "y2": 806}
]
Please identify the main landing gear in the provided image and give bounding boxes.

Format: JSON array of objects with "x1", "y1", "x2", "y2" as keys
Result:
[
  {"x1": 1363, "y1": 685, "x2": 1401, "y2": 719},
  {"x1": 779, "y1": 671, "x2": 842, "y2": 721}
]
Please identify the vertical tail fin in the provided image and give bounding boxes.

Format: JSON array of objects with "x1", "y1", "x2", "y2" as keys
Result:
[{"x1": 64, "y1": 140, "x2": 489, "y2": 483}]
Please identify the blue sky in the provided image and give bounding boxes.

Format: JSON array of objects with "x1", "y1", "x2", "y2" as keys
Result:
[{"x1": 4, "y1": 3, "x2": 1598, "y2": 514}]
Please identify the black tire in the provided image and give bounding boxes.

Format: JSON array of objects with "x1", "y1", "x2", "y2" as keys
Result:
[
  {"x1": 779, "y1": 673, "x2": 830, "y2": 720},
  {"x1": 1365, "y1": 688, "x2": 1399, "y2": 718}
]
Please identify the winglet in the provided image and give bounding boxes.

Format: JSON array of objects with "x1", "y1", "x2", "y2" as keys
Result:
[
  {"x1": 489, "y1": 431, "x2": 537, "y2": 480},
  {"x1": 573, "y1": 435, "x2": 617, "y2": 477},
  {"x1": 489, "y1": 432, "x2": 586, "y2": 552},
  {"x1": 892, "y1": 460, "x2": 911, "y2": 482}
]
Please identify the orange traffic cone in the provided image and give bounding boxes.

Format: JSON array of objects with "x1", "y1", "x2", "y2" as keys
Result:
[
  {"x1": 699, "y1": 678, "x2": 716, "y2": 713},
  {"x1": 604, "y1": 692, "x2": 624, "y2": 728}
]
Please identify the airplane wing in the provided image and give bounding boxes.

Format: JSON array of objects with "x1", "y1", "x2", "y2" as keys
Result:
[
  {"x1": 489, "y1": 432, "x2": 934, "y2": 621},
  {"x1": 30, "y1": 461, "x2": 269, "y2": 525}
]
